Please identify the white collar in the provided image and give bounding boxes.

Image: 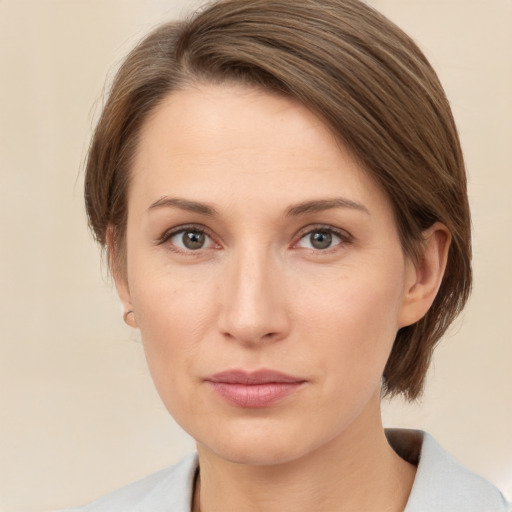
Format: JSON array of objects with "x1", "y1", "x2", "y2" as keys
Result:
[{"x1": 78, "y1": 429, "x2": 509, "y2": 511}]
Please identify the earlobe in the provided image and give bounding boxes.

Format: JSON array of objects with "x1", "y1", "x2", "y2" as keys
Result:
[
  {"x1": 107, "y1": 225, "x2": 138, "y2": 329},
  {"x1": 398, "y1": 223, "x2": 451, "y2": 328},
  {"x1": 123, "y1": 309, "x2": 137, "y2": 328}
]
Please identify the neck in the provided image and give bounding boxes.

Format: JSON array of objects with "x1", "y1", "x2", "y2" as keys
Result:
[{"x1": 193, "y1": 393, "x2": 416, "y2": 512}]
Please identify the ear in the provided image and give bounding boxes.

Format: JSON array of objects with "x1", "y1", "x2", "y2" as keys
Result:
[
  {"x1": 106, "y1": 225, "x2": 138, "y2": 329},
  {"x1": 398, "y1": 222, "x2": 451, "y2": 328}
]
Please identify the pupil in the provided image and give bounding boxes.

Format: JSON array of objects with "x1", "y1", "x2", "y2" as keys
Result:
[
  {"x1": 183, "y1": 231, "x2": 205, "y2": 250},
  {"x1": 311, "y1": 231, "x2": 332, "y2": 249}
]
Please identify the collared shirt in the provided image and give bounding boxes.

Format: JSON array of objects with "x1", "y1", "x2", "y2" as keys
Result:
[{"x1": 66, "y1": 430, "x2": 510, "y2": 511}]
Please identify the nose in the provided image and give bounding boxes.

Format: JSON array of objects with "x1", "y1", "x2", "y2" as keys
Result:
[{"x1": 217, "y1": 246, "x2": 291, "y2": 346}]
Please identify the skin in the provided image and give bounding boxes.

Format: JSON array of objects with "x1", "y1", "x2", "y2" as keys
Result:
[{"x1": 114, "y1": 84, "x2": 450, "y2": 512}]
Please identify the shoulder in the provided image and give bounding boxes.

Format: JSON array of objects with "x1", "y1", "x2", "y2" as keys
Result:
[
  {"x1": 387, "y1": 429, "x2": 510, "y2": 512},
  {"x1": 61, "y1": 453, "x2": 198, "y2": 512}
]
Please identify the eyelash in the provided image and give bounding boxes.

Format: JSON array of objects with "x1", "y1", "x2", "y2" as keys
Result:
[
  {"x1": 156, "y1": 224, "x2": 353, "y2": 254},
  {"x1": 157, "y1": 224, "x2": 219, "y2": 253},
  {"x1": 293, "y1": 225, "x2": 353, "y2": 252}
]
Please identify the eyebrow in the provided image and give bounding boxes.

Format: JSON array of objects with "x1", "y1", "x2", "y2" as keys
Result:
[
  {"x1": 286, "y1": 198, "x2": 369, "y2": 216},
  {"x1": 147, "y1": 196, "x2": 369, "y2": 217},
  {"x1": 148, "y1": 196, "x2": 218, "y2": 216}
]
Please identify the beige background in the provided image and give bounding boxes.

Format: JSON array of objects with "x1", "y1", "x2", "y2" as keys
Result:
[{"x1": 0, "y1": 0, "x2": 511, "y2": 510}]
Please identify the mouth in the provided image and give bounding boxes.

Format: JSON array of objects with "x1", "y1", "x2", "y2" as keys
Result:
[{"x1": 204, "y1": 369, "x2": 307, "y2": 408}]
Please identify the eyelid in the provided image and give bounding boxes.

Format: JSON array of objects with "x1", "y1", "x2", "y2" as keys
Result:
[
  {"x1": 155, "y1": 223, "x2": 352, "y2": 252},
  {"x1": 292, "y1": 224, "x2": 353, "y2": 249},
  {"x1": 156, "y1": 223, "x2": 220, "y2": 250}
]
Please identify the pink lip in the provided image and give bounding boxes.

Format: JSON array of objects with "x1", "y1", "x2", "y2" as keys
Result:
[{"x1": 205, "y1": 370, "x2": 306, "y2": 408}]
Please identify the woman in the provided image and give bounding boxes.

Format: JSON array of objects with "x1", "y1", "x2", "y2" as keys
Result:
[{"x1": 69, "y1": 0, "x2": 510, "y2": 510}]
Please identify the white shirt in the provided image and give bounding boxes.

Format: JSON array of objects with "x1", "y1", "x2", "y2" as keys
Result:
[{"x1": 64, "y1": 430, "x2": 510, "y2": 511}]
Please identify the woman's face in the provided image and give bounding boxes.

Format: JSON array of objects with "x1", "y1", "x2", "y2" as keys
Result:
[{"x1": 118, "y1": 84, "x2": 419, "y2": 465}]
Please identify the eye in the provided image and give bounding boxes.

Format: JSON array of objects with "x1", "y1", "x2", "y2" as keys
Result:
[
  {"x1": 162, "y1": 227, "x2": 218, "y2": 252},
  {"x1": 295, "y1": 227, "x2": 348, "y2": 251}
]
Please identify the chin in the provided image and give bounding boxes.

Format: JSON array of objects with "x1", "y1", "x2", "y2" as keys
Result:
[
  {"x1": 199, "y1": 437, "x2": 310, "y2": 466},
  {"x1": 191, "y1": 415, "x2": 334, "y2": 467}
]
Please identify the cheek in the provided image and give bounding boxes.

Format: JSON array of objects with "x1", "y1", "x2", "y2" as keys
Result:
[
  {"x1": 131, "y1": 261, "x2": 218, "y2": 336},
  {"x1": 295, "y1": 292, "x2": 400, "y2": 443},
  {"x1": 293, "y1": 259, "x2": 405, "y2": 380},
  {"x1": 298, "y1": 258, "x2": 404, "y2": 334},
  {"x1": 128, "y1": 268, "x2": 219, "y2": 405}
]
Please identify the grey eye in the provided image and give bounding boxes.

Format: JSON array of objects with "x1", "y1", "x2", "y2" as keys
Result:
[
  {"x1": 310, "y1": 231, "x2": 333, "y2": 249},
  {"x1": 296, "y1": 228, "x2": 344, "y2": 250}
]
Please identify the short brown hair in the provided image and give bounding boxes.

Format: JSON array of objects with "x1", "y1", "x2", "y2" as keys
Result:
[{"x1": 85, "y1": 0, "x2": 472, "y2": 400}]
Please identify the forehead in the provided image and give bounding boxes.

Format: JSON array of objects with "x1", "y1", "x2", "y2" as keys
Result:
[
  {"x1": 136, "y1": 84, "x2": 339, "y2": 166},
  {"x1": 129, "y1": 83, "x2": 392, "y2": 218}
]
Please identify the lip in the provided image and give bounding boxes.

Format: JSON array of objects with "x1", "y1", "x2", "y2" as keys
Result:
[{"x1": 205, "y1": 369, "x2": 306, "y2": 408}]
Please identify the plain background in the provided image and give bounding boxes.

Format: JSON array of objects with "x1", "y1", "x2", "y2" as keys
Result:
[{"x1": 0, "y1": 0, "x2": 511, "y2": 510}]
